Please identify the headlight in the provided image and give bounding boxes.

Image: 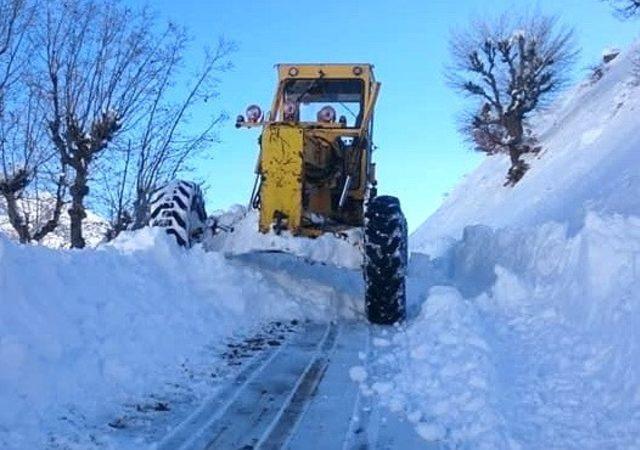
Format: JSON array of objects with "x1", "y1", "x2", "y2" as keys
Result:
[
  {"x1": 317, "y1": 105, "x2": 336, "y2": 123},
  {"x1": 246, "y1": 105, "x2": 262, "y2": 123}
]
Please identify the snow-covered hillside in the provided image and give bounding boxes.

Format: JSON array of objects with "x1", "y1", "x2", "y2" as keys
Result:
[
  {"x1": 350, "y1": 43, "x2": 640, "y2": 449},
  {"x1": 412, "y1": 42, "x2": 640, "y2": 256}
]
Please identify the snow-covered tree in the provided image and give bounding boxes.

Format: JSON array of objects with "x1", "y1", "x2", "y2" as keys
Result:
[{"x1": 449, "y1": 15, "x2": 577, "y2": 185}]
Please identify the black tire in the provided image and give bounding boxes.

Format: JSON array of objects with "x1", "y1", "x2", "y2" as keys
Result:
[
  {"x1": 148, "y1": 180, "x2": 207, "y2": 247},
  {"x1": 363, "y1": 195, "x2": 407, "y2": 325}
]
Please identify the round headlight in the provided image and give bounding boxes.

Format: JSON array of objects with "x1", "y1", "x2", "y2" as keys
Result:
[
  {"x1": 353, "y1": 66, "x2": 363, "y2": 76},
  {"x1": 288, "y1": 67, "x2": 299, "y2": 77},
  {"x1": 245, "y1": 104, "x2": 262, "y2": 123},
  {"x1": 317, "y1": 105, "x2": 336, "y2": 123}
]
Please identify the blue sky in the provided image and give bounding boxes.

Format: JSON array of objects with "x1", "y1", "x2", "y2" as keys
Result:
[{"x1": 144, "y1": 0, "x2": 639, "y2": 231}]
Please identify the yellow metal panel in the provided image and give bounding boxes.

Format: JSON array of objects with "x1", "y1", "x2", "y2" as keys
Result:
[
  {"x1": 276, "y1": 64, "x2": 375, "y2": 83},
  {"x1": 259, "y1": 125, "x2": 304, "y2": 233}
]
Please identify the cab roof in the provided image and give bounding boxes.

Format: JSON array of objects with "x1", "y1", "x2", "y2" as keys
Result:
[{"x1": 275, "y1": 63, "x2": 375, "y2": 82}]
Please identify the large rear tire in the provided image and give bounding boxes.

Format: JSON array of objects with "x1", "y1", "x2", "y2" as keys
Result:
[
  {"x1": 363, "y1": 195, "x2": 407, "y2": 325},
  {"x1": 148, "y1": 180, "x2": 207, "y2": 247}
]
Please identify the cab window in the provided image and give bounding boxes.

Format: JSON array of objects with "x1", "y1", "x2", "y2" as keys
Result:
[{"x1": 283, "y1": 78, "x2": 364, "y2": 127}]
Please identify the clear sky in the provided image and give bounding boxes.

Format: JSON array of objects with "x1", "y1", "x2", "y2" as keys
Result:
[{"x1": 141, "y1": 0, "x2": 638, "y2": 231}]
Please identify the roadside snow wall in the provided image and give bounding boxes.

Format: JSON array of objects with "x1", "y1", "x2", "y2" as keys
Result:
[
  {"x1": 0, "y1": 228, "x2": 358, "y2": 448},
  {"x1": 365, "y1": 213, "x2": 640, "y2": 449},
  {"x1": 389, "y1": 42, "x2": 640, "y2": 447}
]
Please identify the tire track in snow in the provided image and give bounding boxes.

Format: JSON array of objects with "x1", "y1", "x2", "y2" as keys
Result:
[
  {"x1": 256, "y1": 322, "x2": 339, "y2": 448},
  {"x1": 157, "y1": 320, "x2": 438, "y2": 450},
  {"x1": 157, "y1": 321, "x2": 336, "y2": 450},
  {"x1": 156, "y1": 325, "x2": 292, "y2": 450}
]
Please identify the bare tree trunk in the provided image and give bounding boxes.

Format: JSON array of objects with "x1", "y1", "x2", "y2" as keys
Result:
[
  {"x1": 68, "y1": 166, "x2": 88, "y2": 248},
  {"x1": 0, "y1": 170, "x2": 31, "y2": 243},
  {"x1": 2, "y1": 192, "x2": 30, "y2": 243},
  {"x1": 503, "y1": 113, "x2": 524, "y2": 144},
  {"x1": 132, "y1": 188, "x2": 149, "y2": 230},
  {"x1": 1, "y1": 165, "x2": 67, "y2": 244},
  {"x1": 32, "y1": 173, "x2": 66, "y2": 242},
  {"x1": 508, "y1": 145, "x2": 520, "y2": 167},
  {"x1": 503, "y1": 113, "x2": 528, "y2": 184},
  {"x1": 506, "y1": 144, "x2": 529, "y2": 186}
]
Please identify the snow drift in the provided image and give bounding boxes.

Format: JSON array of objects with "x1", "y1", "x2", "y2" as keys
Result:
[{"x1": 0, "y1": 228, "x2": 358, "y2": 449}]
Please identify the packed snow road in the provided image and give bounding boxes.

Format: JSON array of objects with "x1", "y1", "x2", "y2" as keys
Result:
[{"x1": 155, "y1": 320, "x2": 435, "y2": 450}]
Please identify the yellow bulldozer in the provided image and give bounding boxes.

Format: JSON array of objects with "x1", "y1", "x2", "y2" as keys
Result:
[{"x1": 149, "y1": 63, "x2": 407, "y2": 324}]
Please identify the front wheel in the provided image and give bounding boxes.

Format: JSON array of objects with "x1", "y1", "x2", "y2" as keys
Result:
[
  {"x1": 363, "y1": 195, "x2": 407, "y2": 324},
  {"x1": 148, "y1": 180, "x2": 207, "y2": 247}
]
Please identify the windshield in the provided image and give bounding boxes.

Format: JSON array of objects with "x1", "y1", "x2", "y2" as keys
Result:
[{"x1": 283, "y1": 78, "x2": 364, "y2": 127}]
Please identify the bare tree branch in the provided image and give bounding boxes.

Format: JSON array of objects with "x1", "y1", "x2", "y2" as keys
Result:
[
  {"x1": 606, "y1": 0, "x2": 640, "y2": 18},
  {"x1": 98, "y1": 37, "x2": 234, "y2": 237},
  {"x1": 0, "y1": 0, "x2": 67, "y2": 244},
  {"x1": 34, "y1": 0, "x2": 190, "y2": 248}
]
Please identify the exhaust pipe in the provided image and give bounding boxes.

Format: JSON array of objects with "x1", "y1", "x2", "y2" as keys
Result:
[{"x1": 338, "y1": 176, "x2": 352, "y2": 208}]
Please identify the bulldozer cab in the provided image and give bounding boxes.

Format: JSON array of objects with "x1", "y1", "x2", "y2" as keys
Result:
[{"x1": 237, "y1": 64, "x2": 380, "y2": 237}]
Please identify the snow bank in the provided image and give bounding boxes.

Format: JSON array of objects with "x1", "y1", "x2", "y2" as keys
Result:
[
  {"x1": 370, "y1": 286, "x2": 509, "y2": 448},
  {"x1": 412, "y1": 41, "x2": 640, "y2": 256},
  {"x1": 205, "y1": 206, "x2": 363, "y2": 269},
  {"x1": 367, "y1": 213, "x2": 640, "y2": 448},
  {"x1": 392, "y1": 41, "x2": 640, "y2": 449},
  {"x1": 0, "y1": 228, "x2": 353, "y2": 448}
]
